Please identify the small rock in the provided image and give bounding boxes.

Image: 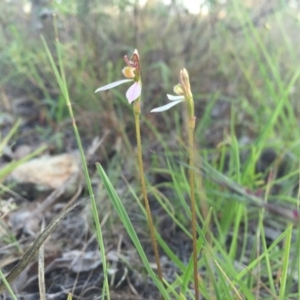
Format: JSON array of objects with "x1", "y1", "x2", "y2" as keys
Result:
[{"x1": 6, "y1": 152, "x2": 81, "y2": 199}]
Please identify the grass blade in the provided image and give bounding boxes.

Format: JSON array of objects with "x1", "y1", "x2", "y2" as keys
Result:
[{"x1": 96, "y1": 163, "x2": 171, "y2": 299}]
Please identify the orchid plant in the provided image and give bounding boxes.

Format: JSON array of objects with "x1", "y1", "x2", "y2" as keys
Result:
[
  {"x1": 151, "y1": 68, "x2": 200, "y2": 300},
  {"x1": 95, "y1": 50, "x2": 163, "y2": 285}
]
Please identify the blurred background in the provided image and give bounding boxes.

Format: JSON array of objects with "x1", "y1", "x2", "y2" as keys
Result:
[{"x1": 1, "y1": 0, "x2": 300, "y2": 156}]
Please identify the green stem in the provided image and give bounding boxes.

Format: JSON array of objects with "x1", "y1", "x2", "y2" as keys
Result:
[
  {"x1": 133, "y1": 100, "x2": 163, "y2": 283},
  {"x1": 187, "y1": 116, "x2": 200, "y2": 300},
  {"x1": 0, "y1": 269, "x2": 17, "y2": 299},
  {"x1": 42, "y1": 26, "x2": 110, "y2": 298}
]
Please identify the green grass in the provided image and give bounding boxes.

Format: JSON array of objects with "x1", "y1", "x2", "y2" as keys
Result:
[{"x1": 1, "y1": 0, "x2": 300, "y2": 299}]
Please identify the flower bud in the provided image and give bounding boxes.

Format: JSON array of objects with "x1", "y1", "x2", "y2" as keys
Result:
[{"x1": 180, "y1": 68, "x2": 192, "y2": 98}]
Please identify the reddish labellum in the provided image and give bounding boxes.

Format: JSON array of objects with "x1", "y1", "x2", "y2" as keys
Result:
[{"x1": 124, "y1": 49, "x2": 140, "y2": 71}]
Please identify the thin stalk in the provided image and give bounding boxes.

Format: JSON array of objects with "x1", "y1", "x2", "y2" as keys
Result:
[
  {"x1": 133, "y1": 100, "x2": 163, "y2": 283},
  {"x1": 42, "y1": 22, "x2": 110, "y2": 298},
  {"x1": 61, "y1": 72, "x2": 110, "y2": 300},
  {"x1": 279, "y1": 224, "x2": 293, "y2": 300},
  {"x1": 0, "y1": 269, "x2": 17, "y2": 300},
  {"x1": 181, "y1": 68, "x2": 199, "y2": 299},
  {"x1": 187, "y1": 115, "x2": 199, "y2": 300}
]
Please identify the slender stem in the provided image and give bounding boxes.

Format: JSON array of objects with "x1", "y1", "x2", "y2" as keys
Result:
[
  {"x1": 0, "y1": 269, "x2": 17, "y2": 299},
  {"x1": 188, "y1": 116, "x2": 200, "y2": 300},
  {"x1": 133, "y1": 100, "x2": 163, "y2": 283},
  {"x1": 180, "y1": 68, "x2": 199, "y2": 298},
  {"x1": 42, "y1": 22, "x2": 110, "y2": 298}
]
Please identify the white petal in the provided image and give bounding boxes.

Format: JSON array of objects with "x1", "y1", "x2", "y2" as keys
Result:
[
  {"x1": 95, "y1": 79, "x2": 133, "y2": 93},
  {"x1": 126, "y1": 82, "x2": 142, "y2": 104},
  {"x1": 166, "y1": 94, "x2": 185, "y2": 101},
  {"x1": 150, "y1": 100, "x2": 184, "y2": 113}
]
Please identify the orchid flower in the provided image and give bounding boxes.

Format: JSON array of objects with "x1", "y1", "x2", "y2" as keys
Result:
[
  {"x1": 96, "y1": 49, "x2": 164, "y2": 282},
  {"x1": 95, "y1": 49, "x2": 142, "y2": 104},
  {"x1": 151, "y1": 68, "x2": 192, "y2": 113}
]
